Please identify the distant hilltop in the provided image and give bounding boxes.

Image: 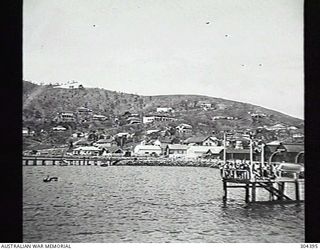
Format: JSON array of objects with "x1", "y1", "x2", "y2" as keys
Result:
[{"x1": 23, "y1": 80, "x2": 304, "y2": 134}]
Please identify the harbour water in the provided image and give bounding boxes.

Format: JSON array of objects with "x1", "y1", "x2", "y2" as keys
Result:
[{"x1": 23, "y1": 165, "x2": 304, "y2": 242}]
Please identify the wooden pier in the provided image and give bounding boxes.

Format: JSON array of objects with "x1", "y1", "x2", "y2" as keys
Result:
[{"x1": 221, "y1": 167, "x2": 304, "y2": 203}]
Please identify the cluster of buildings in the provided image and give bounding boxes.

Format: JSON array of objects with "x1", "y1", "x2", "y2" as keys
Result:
[
  {"x1": 67, "y1": 134, "x2": 304, "y2": 165},
  {"x1": 53, "y1": 107, "x2": 108, "y2": 124}
]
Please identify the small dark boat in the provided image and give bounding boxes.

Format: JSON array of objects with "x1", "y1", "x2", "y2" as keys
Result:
[{"x1": 43, "y1": 176, "x2": 58, "y2": 182}]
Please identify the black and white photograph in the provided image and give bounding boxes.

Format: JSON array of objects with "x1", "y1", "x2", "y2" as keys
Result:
[{"x1": 22, "y1": 0, "x2": 305, "y2": 243}]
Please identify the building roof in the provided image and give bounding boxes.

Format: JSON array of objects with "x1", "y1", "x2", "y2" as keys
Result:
[
  {"x1": 77, "y1": 107, "x2": 92, "y2": 112},
  {"x1": 267, "y1": 141, "x2": 282, "y2": 146},
  {"x1": 146, "y1": 129, "x2": 160, "y2": 135},
  {"x1": 74, "y1": 139, "x2": 91, "y2": 146},
  {"x1": 188, "y1": 146, "x2": 224, "y2": 154},
  {"x1": 105, "y1": 146, "x2": 123, "y2": 153},
  {"x1": 95, "y1": 138, "x2": 115, "y2": 144},
  {"x1": 167, "y1": 144, "x2": 189, "y2": 150},
  {"x1": 184, "y1": 136, "x2": 218, "y2": 144},
  {"x1": 135, "y1": 145, "x2": 162, "y2": 150},
  {"x1": 177, "y1": 123, "x2": 192, "y2": 129},
  {"x1": 279, "y1": 144, "x2": 304, "y2": 153},
  {"x1": 93, "y1": 114, "x2": 107, "y2": 118},
  {"x1": 73, "y1": 146, "x2": 102, "y2": 151},
  {"x1": 52, "y1": 126, "x2": 67, "y2": 130}
]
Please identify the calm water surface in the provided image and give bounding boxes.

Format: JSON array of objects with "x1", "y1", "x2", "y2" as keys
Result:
[{"x1": 23, "y1": 165, "x2": 304, "y2": 242}]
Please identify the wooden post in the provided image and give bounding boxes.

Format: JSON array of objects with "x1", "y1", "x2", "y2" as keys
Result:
[
  {"x1": 261, "y1": 144, "x2": 265, "y2": 169},
  {"x1": 252, "y1": 183, "x2": 256, "y2": 202},
  {"x1": 295, "y1": 180, "x2": 300, "y2": 201},
  {"x1": 269, "y1": 183, "x2": 273, "y2": 201},
  {"x1": 245, "y1": 184, "x2": 250, "y2": 203},
  {"x1": 223, "y1": 180, "x2": 227, "y2": 202},
  {"x1": 277, "y1": 182, "x2": 283, "y2": 200},
  {"x1": 223, "y1": 132, "x2": 227, "y2": 164}
]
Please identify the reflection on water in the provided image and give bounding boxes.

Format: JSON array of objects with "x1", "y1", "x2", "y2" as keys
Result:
[{"x1": 23, "y1": 165, "x2": 304, "y2": 242}]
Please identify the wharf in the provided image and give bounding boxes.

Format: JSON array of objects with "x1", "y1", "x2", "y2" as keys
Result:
[{"x1": 221, "y1": 168, "x2": 304, "y2": 203}]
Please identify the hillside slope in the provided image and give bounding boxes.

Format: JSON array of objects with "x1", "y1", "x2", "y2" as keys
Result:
[{"x1": 23, "y1": 81, "x2": 304, "y2": 132}]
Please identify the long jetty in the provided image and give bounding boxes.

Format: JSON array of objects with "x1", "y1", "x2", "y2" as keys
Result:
[{"x1": 22, "y1": 155, "x2": 221, "y2": 167}]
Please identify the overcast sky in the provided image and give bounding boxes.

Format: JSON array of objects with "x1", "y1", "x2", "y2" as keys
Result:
[{"x1": 23, "y1": 0, "x2": 304, "y2": 119}]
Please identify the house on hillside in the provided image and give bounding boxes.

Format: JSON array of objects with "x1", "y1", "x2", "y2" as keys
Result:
[
  {"x1": 92, "y1": 114, "x2": 108, "y2": 121},
  {"x1": 23, "y1": 127, "x2": 35, "y2": 137},
  {"x1": 73, "y1": 146, "x2": 102, "y2": 156},
  {"x1": 127, "y1": 117, "x2": 141, "y2": 124},
  {"x1": 133, "y1": 145, "x2": 162, "y2": 156},
  {"x1": 54, "y1": 111, "x2": 76, "y2": 123},
  {"x1": 266, "y1": 124, "x2": 287, "y2": 131},
  {"x1": 176, "y1": 123, "x2": 193, "y2": 135},
  {"x1": 102, "y1": 146, "x2": 124, "y2": 157},
  {"x1": 156, "y1": 107, "x2": 173, "y2": 113},
  {"x1": 77, "y1": 107, "x2": 93, "y2": 122},
  {"x1": 22, "y1": 127, "x2": 29, "y2": 136},
  {"x1": 199, "y1": 102, "x2": 212, "y2": 110},
  {"x1": 186, "y1": 146, "x2": 224, "y2": 158},
  {"x1": 165, "y1": 144, "x2": 188, "y2": 158},
  {"x1": 292, "y1": 132, "x2": 304, "y2": 139},
  {"x1": 184, "y1": 136, "x2": 220, "y2": 146},
  {"x1": 143, "y1": 115, "x2": 176, "y2": 124},
  {"x1": 52, "y1": 125, "x2": 67, "y2": 132}
]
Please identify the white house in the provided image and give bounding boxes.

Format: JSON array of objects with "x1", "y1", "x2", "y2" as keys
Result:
[
  {"x1": 143, "y1": 115, "x2": 176, "y2": 124},
  {"x1": 133, "y1": 145, "x2": 162, "y2": 156},
  {"x1": 73, "y1": 146, "x2": 102, "y2": 156},
  {"x1": 186, "y1": 146, "x2": 224, "y2": 158},
  {"x1": 93, "y1": 138, "x2": 117, "y2": 148},
  {"x1": 176, "y1": 123, "x2": 193, "y2": 135},
  {"x1": 156, "y1": 107, "x2": 173, "y2": 113},
  {"x1": 92, "y1": 114, "x2": 108, "y2": 121},
  {"x1": 184, "y1": 136, "x2": 219, "y2": 146},
  {"x1": 165, "y1": 144, "x2": 188, "y2": 158},
  {"x1": 267, "y1": 124, "x2": 287, "y2": 131},
  {"x1": 52, "y1": 126, "x2": 67, "y2": 132}
]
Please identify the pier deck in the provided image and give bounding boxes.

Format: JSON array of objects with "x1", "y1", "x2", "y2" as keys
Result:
[{"x1": 221, "y1": 168, "x2": 304, "y2": 203}]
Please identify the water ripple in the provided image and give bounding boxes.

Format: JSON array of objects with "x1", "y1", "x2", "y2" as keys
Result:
[{"x1": 23, "y1": 165, "x2": 304, "y2": 243}]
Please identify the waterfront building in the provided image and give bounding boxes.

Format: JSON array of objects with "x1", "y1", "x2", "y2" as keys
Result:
[
  {"x1": 186, "y1": 146, "x2": 224, "y2": 158},
  {"x1": 133, "y1": 145, "x2": 162, "y2": 156},
  {"x1": 184, "y1": 136, "x2": 219, "y2": 146},
  {"x1": 72, "y1": 146, "x2": 102, "y2": 156},
  {"x1": 102, "y1": 146, "x2": 124, "y2": 157},
  {"x1": 93, "y1": 138, "x2": 117, "y2": 149},
  {"x1": 165, "y1": 144, "x2": 188, "y2": 158}
]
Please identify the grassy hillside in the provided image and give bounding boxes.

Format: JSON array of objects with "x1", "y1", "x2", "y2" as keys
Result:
[{"x1": 23, "y1": 80, "x2": 303, "y2": 133}]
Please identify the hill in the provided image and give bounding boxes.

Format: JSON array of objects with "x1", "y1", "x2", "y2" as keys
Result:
[{"x1": 23, "y1": 81, "x2": 303, "y2": 129}]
